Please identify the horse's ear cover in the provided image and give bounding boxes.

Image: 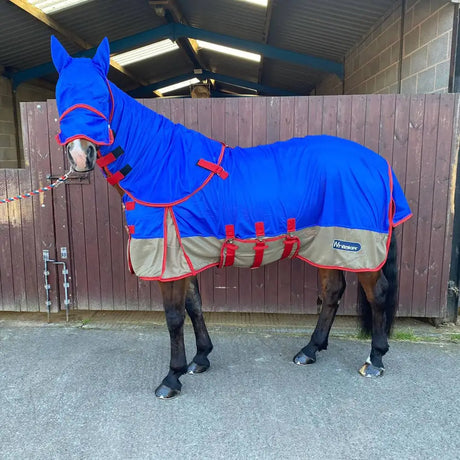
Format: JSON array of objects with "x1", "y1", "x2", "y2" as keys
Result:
[
  {"x1": 92, "y1": 37, "x2": 110, "y2": 76},
  {"x1": 50, "y1": 35, "x2": 72, "y2": 73}
]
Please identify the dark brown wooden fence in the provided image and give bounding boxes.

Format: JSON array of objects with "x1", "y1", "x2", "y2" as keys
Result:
[{"x1": 0, "y1": 94, "x2": 458, "y2": 318}]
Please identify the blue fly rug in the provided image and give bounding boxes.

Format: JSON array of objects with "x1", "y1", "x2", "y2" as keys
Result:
[{"x1": 51, "y1": 36, "x2": 412, "y2": 281}]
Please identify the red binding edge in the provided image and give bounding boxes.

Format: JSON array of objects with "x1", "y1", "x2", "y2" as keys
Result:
[{"x1": 121, "y1": 143, "x2": 227, "y2": 208}]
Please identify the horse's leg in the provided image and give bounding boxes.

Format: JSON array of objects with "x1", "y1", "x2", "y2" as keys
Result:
[
  {"x1": 185, "y1": 276, "x2": 213, "y2": 374},
  {"x1": 357, "y1": 270, "x2": 390, "y2": 377},
  {"x1": 294, "y1": 269, "x2": 346, "y2": 365},
  {"x1": 155, "y1": 278, "x2": 189, "y2": 399}
]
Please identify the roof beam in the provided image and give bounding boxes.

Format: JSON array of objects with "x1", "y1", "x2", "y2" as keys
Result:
[
  {"x1": 128, "y1": 70, "x2": 299, "y2": 97},
  {"x1": 8, "y1": 0, "x2": 148, "y2": 87},
  {"x1": 11, "y1": 22, "x2": 343, "y2": 87}
]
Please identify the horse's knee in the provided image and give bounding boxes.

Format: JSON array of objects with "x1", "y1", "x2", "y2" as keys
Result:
[
  {"x1": 165, "y1": 308, "x2": 185, "y2": 331},
  {"x1": 320, "y1": 271, "x2": 346, "y2": 305}
]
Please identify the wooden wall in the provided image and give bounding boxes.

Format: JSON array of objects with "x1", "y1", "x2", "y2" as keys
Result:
[{"x1": 0, "y1": 94, "x2": 458, "y2": 318}]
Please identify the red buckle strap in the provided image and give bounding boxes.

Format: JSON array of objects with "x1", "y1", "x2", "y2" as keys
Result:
[
  {"x1": 281, "y1": 218, "x2": 300, "y2": 259},
  {"x1": 97, "y1": 146, "x2": 124, "y2": 168},
  {"x1": 107, "y1": 164, "x2": 132, "y2": 186},
  {"x1": 197, "y1": 159, "x2": 229, "y2": 179},
  {"x1": 125, "y1": 201, "x2": 135, "y2": 211},
  {"x1": 219, "y1": 224, "x2": 239, "y2": 268},
  {"x1": 251, "y1": 222, "x2": 268, "y2": 269}
]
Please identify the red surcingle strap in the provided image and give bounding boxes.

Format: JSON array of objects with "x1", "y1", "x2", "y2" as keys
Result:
[
  {"x1": 251, "y1": 222, "x2": 268, "y2": 269},
  {"x1": 220, "y1": 224, "x2": 239, "y2": 268},
  {"x1": 197, "y1": 159, "x2": 229, "y2": 179},
  {"x1": 281, "y1": 218, "x2": 300, "y2": 259}
]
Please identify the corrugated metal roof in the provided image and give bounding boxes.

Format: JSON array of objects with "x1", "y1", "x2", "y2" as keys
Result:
[{"x1": 0, "y1": 0, "x2": 399, "y2": 96}]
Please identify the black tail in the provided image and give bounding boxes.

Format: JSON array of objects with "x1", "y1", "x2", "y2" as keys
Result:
[{"x1": 358, "y1": 231, "x2": 398, "y2": 336}]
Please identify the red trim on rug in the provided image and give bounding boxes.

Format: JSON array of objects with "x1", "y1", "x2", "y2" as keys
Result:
[
  {"x1": 197, "y1": 159, "x2": 229, "y2": 179},
  {"x1": 126, "y1": 235, "x2": 135, "y2": 274},
  {"x1": 55, "y1": 130, "x2": 114, "y2": 146},
  {"x1": 140, "y1": 262, "x2": 220, "y2": 282},
  {"x1": 160, "y1": 208, "x2": 169, "y2": 278},
  {"x1": 121, "y1": 143, "x2": 226, "y2": 207},
  {"x1": 168, "y1": 208, "x2": 197, "y2": 275},
  {"x1": 125, "y1": 201, "x2": 135, "y2": 211}
]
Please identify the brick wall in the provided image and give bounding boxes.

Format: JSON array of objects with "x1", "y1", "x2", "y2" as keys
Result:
[
  {"x1": 317, "y1": 0, "x2": 456, "y2": 95},
  {"x1": 0, "y1": 76, "x2": 54, "y2": 168},
  {"x1": 401, "y1": 0, "x2": 454, "y2": 93},
  {"x1": 0, "y1": 76, "x2": 17, "y2": 168}
]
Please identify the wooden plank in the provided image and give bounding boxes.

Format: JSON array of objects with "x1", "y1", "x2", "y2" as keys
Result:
[
  {"x1": 379, "y1": 95, "x2": 396, "y2": 164},
  {"x1": 27, "y1": 101, "x2": 59, "y2": 313},
  {"x1": 265, "y1": 97, "x2": 280, "y2": 311},
  {"x1": 194, "y1": 98, "x2": 215, "y2": 309},
  {"x1": 5, "y1": 170, "x2": 27, "y2": 311},
  {"x1": 436, "y1": 94, "x2": 459, "y2": 317},
  {"x1": 18, "y1": 103, "x2": 39, "y2": 311},
  {"x1": 251, "y1": 97, "x2": 267, "y2": 309},
  {"x1": 210, "y1": 98, "x2": 227, "y2": 308},
  {"x1": 307, "y1": 96, "x2": 323, "y2": 135},
  {"x1": 0, "y1": 169, "x2": 14, "y2": 311},
  {"x1": 411, "y1": 95, "x2": 440, "y2": 316},
  {"x1": 322, "y1": 96, "x2": 338, "y2": 136},
  {"x1": 47, "y1": 100, "x2": 72, "y2": 311},
  {"x1": 237, "y1": 97, "x2": 253, "y2": 309},
  {"x1": 290, "y1": 97, "x2": 309, "y2": 313},
  {"x1": 222, "y1": 98, "x2": 240, "y2": 311},
  {"x1": 400, "y1": 96, "x2": 425, "y2": 316},
  {"x1": 392, "y1": 95, "x2": 411, "y2": 315}
]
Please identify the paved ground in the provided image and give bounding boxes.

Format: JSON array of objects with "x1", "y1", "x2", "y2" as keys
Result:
[{"x1": 0, "y1": 313, "x2": 459, "y2": 460}]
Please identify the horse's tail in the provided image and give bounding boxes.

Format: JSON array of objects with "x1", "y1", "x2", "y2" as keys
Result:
[{"x1": 358, "y1": 231, "x2": 398, "y2": 336}]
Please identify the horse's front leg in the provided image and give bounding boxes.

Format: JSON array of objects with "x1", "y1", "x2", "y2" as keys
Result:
[
  {"x1": 294, "y1": 269, "x2": 345, "y2": 365},
  {"x1": 185, "y1": 276, "x2": 213, "y2": 374},
  {"x1": 155, "y1": 278, "x2": 189, "y2": 399},
  {"x1": 357, "y1": 271, "x2": 390, "y2": 377}
]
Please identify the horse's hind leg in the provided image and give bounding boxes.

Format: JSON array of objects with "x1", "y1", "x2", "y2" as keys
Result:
[
  {"x1": 294, "y1": 269, "x2": 345, "y2": 365},
  {"x1": 185, "y1": 276, "x2": 213, "y2": 374},
  {"x1": 155, "y1": 278, "x2": 189, "y2": 399},
  {"x1": 357, "y1": 271, "x2": 390, "y2": 377}
]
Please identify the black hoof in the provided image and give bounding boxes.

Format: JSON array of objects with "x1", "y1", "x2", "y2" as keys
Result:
[
  {"x1": 358, "y1": 362, "x2": 385, "y2": 377},
  {"x1": 293, "y1": 351, "x2": 316, "y2": 365},
  {"x1": 187, "y1": 361, "x2": 209, "y2": 374},
  {"x1": 155, "y1": 384, "x2": 181, "y2": 399}
]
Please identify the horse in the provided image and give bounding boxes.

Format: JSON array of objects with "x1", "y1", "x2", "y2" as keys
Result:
[{"x1": 50, "y1": 36, "x2": 412, "y2": 399}]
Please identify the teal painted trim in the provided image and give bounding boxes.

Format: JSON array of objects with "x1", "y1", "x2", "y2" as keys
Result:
[
  {"x1": 128, "y1": 71, "x2": 299, "y2": 97},
  {"x1": 11, "y1": 23, "x2": 343, "y2": 87}
]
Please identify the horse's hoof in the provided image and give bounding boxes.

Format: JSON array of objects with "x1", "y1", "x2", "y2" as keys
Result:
[
  {"x1": 155, "y1": 384, "x2": 181, "y2": 399},
  {"x1": 187, "y1": 361, "x2": 209, "y2": 374},
  {"x1": 293, "y1": 351, "x2": 316, "y2": 365},
  {"x1": 358, "y1": 362, "x2": 384, "y2": 377}
]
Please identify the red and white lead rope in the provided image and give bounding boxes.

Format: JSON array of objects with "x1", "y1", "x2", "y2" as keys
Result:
[{"x1": 0, "y1": 171, "x2": 71, "y2": 204}]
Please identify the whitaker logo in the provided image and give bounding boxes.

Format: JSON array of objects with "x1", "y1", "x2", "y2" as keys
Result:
[{"x1": 332, "y1": 239, "x2": 362, "y2": 252}]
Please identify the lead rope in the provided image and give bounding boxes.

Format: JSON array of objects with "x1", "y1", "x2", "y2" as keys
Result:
[{"x1": 0, "y1": 170, "x2": 72, "y2": 204}]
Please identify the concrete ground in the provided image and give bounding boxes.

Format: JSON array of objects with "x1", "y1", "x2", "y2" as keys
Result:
[{"x1": 0, "y1": 311, "x2": 459, "y2": 460}]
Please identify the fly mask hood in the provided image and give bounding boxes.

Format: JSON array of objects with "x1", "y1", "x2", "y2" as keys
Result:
[{"x1": 51, "y1": 36, "x2": 114, "y2": 147}]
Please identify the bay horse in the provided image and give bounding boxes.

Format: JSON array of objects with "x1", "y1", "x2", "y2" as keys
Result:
[{"x1": 51, "y1": 36, "x2": 412, "y2": 399}]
